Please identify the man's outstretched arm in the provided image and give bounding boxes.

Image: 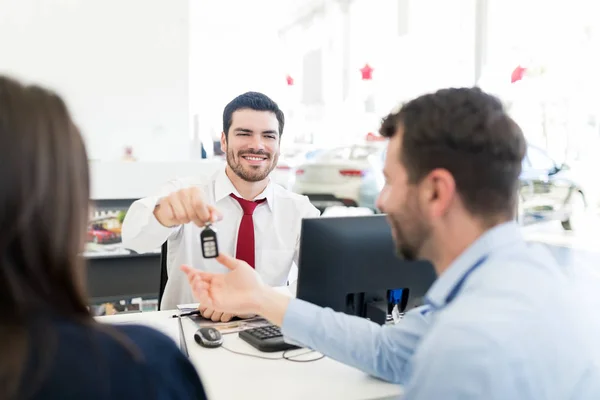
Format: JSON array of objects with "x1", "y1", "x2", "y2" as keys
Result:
[
  {"x1": 256, "y1": 288, "x2": 431, "y2": 384},
  {"x1": 183, "y1": 254, "x2": 431, "y2": 384}
]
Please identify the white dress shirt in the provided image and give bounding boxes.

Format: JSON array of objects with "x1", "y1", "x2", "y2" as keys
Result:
[{"x1": 122, "y1": 168, "x2": 320, "y2": 310}]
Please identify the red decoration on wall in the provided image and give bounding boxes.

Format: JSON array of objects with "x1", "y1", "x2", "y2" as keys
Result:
[
  {"x1": 286, "y1": 75, "x2": 294, "y2": 86},
  {"x1": 511, "y1": 65, "x2": 527, "y2": 83},
  {"x1": 360, "y1": 64, "x2": 374, "y2": 80},
  {"x1": 366, "y1": 132, "x2": 385, "y2": 141}
]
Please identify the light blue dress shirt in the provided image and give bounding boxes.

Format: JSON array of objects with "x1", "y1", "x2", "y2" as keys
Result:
[{"x1": 282, "y1": 222, "x2": 600, "y2": 399}]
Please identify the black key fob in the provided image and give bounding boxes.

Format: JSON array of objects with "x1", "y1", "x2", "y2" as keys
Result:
[{"x1": 200, "y1": 224, "x2": 219, "y2": 258}]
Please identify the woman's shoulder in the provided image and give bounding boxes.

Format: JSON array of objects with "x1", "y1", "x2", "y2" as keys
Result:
[
  {"x1": 110, "y1": 323, "x2": 179, "y2": 354},
  {"x1": 57, "y1": 319, "x2": 179, "y2": 360},
  {"x1": 32, "y1": 320, "x2": 207, "y2": 400},
  {"x1": 97, "y1": 323, "x2": 208, "y2": 398}
]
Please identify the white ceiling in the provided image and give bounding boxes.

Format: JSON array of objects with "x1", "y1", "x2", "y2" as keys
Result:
[{"x1": 196, "y1": 0, "x2": 323, "y2": 31}]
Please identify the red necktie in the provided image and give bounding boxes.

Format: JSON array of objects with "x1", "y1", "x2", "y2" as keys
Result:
[{"x1": 230, "y1": 194, "x2": 266, "y2": 268}]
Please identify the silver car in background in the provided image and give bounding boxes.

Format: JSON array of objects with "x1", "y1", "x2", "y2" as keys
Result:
[
  {"x1": 291, "y1": 144, "x2": 385, "y2": 211},
  {"x1": 358, "y1": 144, "x2": 588, "y2": 230},
  {"x1": 357, "y1": 146, "x2": 386, "y2": 211}
]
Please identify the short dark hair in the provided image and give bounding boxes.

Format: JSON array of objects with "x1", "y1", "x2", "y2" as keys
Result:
[
  {"x1": 380, "y1": 87, "x2": 526, "y2": 219},
  {"x1": 222, "y1": 91, "x2": 285, "y2": 139}
]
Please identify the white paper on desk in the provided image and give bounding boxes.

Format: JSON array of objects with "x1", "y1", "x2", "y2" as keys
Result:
[
  {"x1": 188, "y1": 315, "x2": 271, "y2": 335},
  {"x1": 177, "y1": 303, "x2": 200, "y2": 311}
]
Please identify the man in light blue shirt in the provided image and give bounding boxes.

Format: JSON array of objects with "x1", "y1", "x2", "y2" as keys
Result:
[{"x1": 182, "y1": 87, "x2": 600, "y2": 399}]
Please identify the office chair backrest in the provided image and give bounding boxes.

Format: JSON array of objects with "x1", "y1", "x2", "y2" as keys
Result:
[{"x1": 158, "y1": 242, "x2": 168, "y2": 310}]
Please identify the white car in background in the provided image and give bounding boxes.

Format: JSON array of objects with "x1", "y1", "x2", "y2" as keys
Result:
[
  {"x1": 272, "y1": 147, "x2": 324, "y2": 189},
  {"x1": 291, "y1": 144, "x2": 385, "y2": 210}
]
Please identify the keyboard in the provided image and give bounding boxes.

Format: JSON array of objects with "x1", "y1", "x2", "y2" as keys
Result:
[{"x1": 239, "y1": 325, "x2": 299, "y2": 353}]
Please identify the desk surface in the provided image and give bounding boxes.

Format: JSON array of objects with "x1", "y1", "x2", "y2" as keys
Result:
[{"x1": 98, "y1": 311, "x2": 402, "y2": 400}]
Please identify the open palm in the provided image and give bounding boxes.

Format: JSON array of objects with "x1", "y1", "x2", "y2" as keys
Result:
[{"x1": 181, "y1": 253, "x2": 265, "y2": 316}]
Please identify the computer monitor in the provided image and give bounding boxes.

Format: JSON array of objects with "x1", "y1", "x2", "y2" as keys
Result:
[{"x1": 296, "y1": 215, "x2": 437, "y2": 325}]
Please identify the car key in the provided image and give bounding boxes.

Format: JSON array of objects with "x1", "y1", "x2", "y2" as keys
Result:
[{"x1": 200, "y1": 223, "x2": 219, "y2": 258}]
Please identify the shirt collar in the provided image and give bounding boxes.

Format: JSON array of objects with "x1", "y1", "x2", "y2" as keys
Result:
[
  {"x1": 425, "y1": 221, "x2": 523, "y2": 310},
  {"x1": 213, "y1": 167, "x2": 274, "y2": 211}
]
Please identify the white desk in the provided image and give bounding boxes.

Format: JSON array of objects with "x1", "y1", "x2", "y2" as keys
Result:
[{"x1": 98, "y1": 310, "x2": 402, "y2": 400}]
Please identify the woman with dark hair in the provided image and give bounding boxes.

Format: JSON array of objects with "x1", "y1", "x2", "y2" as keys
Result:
[{"x1": 0, "y1": 75, "x2": 207, "y2": 399}]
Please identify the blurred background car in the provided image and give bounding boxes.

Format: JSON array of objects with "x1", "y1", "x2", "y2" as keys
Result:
[
  {"x1": 518, "y1": 145, "x2": 586, "y2": 230},
  {"x1": 357, "y1": 147, "x2": 386, "y2": 211},
  {"x1": 272, "y1": 146, "x2": 326, "y2": 189},
  {"x1": 291, "y1": 143, "x2": 385, "y2": 211},
  {"x1": 357, "y1": 144, "x2": 587, "y2": 230}
]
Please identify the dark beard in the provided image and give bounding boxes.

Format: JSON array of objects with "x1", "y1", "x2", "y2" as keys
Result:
[
  {"x1": 227, "y1": 149, "x2": 277, "y2": 182},
  {"x1": 396, "y1": 244, "x2": 418, "y2": 261},
  {"x1": 389, "y1": 214, "x2": 428, "y2": 261}
]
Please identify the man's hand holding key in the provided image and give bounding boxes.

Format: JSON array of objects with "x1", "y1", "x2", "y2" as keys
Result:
[
  {"x1": 154, "y1": 187, "x2": 234, "y2": 322},
  {"x1": 154, "y1": 187, "x2": 222, "y2": 228}
]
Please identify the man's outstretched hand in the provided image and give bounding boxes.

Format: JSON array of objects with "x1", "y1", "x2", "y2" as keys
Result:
[
  {"x1": 181, "y1": 253, "x2": 292, "y2": 326},
  {"x1": 181, "y1": 253, "x2": 266, "y2": 317}
]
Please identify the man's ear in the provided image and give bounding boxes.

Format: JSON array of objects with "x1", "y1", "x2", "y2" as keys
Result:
[
  {"x1": 220, "y1": 132, "x2": 227, "y2": 153},
  {"x1": 422, "y1": 169, "x2": 456, "y2": 218}
]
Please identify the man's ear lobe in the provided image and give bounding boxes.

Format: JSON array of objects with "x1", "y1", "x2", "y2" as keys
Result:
[{"x1": 220, "y1": 132, "x2": 227, "y2": 151}]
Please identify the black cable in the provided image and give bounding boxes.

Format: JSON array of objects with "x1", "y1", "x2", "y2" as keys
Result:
[
  {"x1": 283, "y1": 348, "x2": 325, "y2": 363},
  {"x1": 220, "y1": 344, "x2": 325, "y2": 362},
  {"x1": 221, "y1": 345, "x2": 283, "y2": 360}
]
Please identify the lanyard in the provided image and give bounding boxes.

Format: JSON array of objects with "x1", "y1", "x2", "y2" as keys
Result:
[{"x1": 444, "y1": 255, "x2": 488, "y2": 305}]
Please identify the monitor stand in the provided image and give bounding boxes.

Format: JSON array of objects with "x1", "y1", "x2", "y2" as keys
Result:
[{"x1": 365, "y1": 300, "x2": 388, "y2": 325}]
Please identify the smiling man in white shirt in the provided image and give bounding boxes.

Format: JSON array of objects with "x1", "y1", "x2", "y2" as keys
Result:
[{"x1": 122, "y1": 92, "x2": 319, "y2": 318}]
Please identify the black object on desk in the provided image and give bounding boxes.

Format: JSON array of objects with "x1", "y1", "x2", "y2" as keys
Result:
[
  {"x1": 173, "y1": 309, "x2": 201, "y2": 318},
  {"x1": 194, "y1": 327, "x2": 223, "y2": 348},
  {"x1": 239, "y1": 325, "x2": 298, "y2": 353},
  {"x1": 296, "y1": 215, "x2": 437, "y2": 325}
]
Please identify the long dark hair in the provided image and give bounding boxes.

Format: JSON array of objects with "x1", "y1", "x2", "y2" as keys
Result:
[{"x1": 0, "y1": 75, "x2": 95, "y2": 398}]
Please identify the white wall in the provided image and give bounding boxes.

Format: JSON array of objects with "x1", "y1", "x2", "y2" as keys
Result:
[
  {"x1": 90, "y1": 160, "x2": 225, "y2": 200},
  {"x1": 348, "y1": 0, "x2": 476, "y2": 111},
  {"x1": 278, "y1": 0, "x2": 478, "y2": 146},
  {"x1": 0, "y1": 0, "x2": 191, "y2": 161},
  {"x1": 189, "y1": 0, "x2": 290, "y2": 144}
]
